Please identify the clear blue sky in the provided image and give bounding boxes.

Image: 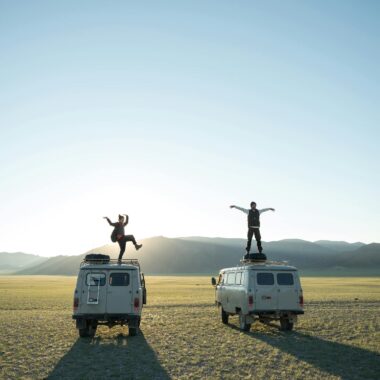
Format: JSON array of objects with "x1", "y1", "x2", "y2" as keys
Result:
[{"x1": 1, "y1": 0, "x2": 379, "y2": 256}]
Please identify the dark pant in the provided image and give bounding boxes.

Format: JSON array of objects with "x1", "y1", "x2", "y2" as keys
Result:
[
  {"x1": 117, "y1": 235, "x2": 137, "y2": 260},
  {"x1": 246, "y1": 228, "x2": 262, "y2": 253}
]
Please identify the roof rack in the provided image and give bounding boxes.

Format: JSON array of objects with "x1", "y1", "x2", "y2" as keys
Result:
[
  {"x1": 80, "y1": 258, "x2": 141, "y2": 271},
  {"x1": 239, "y1": 259, "x2": 289, "y2": 266}
]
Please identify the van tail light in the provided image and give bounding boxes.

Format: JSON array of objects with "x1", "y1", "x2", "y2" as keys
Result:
[
  {"x1": 73, "y1": 297, "x2": 79, "y2": 311},
  {"x1": 134, "y1": 298, "x2": 140, "y2": 310},
  {"x1": 248, "y1": 295, "x2": 254, "y2": 307},
  {"x1": 299, "y1": 295, "x2": 304, "y2": 307}
]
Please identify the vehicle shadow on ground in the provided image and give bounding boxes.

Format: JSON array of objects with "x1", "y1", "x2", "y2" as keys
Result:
[
  {"x1": 47, "y1": 331, "x2": 170, "y2": 380},
  {"x1": 230, "y1": 323, "x2": 380, "y2": 379}
]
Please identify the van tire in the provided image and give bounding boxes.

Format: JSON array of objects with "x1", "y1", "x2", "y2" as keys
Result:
[
  {"x1": 129, "y1": 326, "x2": 138, "y2": 336},
  {"x1": 280, "y1": 318, "x2": 294, "y2": 331},
  {"x1": 79, "y1": 327, "x2": 89, "y2": 338},
  {"x1": 88, "y1": 320, "x2": 98, "y2": 337},
  {"x1": 239, "y1": 312, "x2": 251, "y2": 332},
  {"x1": 78, "y1": 319, "x2": 97, "y2": 338},
  {"x1": 143, "y1": 288, "x2": 147, "y2": 305},
  {"x1": 221, "y1": 308, "x2": 228, "y2": 324}
]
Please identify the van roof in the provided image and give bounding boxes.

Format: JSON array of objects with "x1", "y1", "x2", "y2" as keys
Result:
[
  {"x1": 79, "y1": 258, "x2": 141, "y2": 271},
  {"x1": 80, "y1": 263, "x2": 139, "y2": 271},
  {"x1": 220, "y1": 262, "x2": 297, "y2": 272}
]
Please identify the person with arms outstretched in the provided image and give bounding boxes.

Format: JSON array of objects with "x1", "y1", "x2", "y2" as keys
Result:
[
  {"x1": 104, "y1": 214, "x2": 142, "y2": 262},
  {"x1": 230, "y1": 202, "x2": 275, "y2": 254}
]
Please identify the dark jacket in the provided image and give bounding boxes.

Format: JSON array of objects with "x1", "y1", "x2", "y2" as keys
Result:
[
  {"x1": 106, "y1": 217, "x2": 128, "y2": 242},
  {"x1": 248, "y1": 209, "x2": 260, "y2": 228}
]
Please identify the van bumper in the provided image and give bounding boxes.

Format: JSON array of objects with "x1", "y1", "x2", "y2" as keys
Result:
[
  {"x1": 73, "y1": 313, "x2": 140, "y2": 320},
  {"x1": 249, "y1": 310, "x2": 304, "y2": 315},
  {"x1": 72, "y1": 313, "x2": 141, "y2": 327}
]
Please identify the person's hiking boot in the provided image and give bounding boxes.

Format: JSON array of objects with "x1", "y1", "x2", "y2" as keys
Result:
[
  {"x1": 117, "y1": 259, "x2": 122, "y2": 265},
  {"x1": 135, "y1": 244, "x2": 143, "y2": 251}
]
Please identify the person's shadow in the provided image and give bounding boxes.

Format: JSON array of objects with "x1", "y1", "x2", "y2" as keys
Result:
[
  {"x1": 46, "y1": 331, "x2": 170, "y2": 380},
  {"x1": 229, "y1": 323, "x2": 380, "y2": 380}
]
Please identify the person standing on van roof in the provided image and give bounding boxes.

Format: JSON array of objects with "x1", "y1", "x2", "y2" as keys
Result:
[
  {"x1": 230, "y1": 202, "x2": 275, "y2": 254},
  {"x1": 103, "y1": 214, "x2": 143, "y2": 262}
]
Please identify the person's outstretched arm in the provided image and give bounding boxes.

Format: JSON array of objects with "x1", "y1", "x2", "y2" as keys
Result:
[
  {"x1": 259, "y1": 208, "x2": 275, "y2": 215},
  {"x1": 230, "y1": 205, "x2": 249, "y2": 215},
  {"x1": 123, "y1": 214, "x2": 129, "y2": 226},
  {"x1": 103, "y1": 217, "x2": 116, "y2": 226}
]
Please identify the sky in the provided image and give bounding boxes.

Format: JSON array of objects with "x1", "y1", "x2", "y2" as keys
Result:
[{"x1": 0, "y1": 0, "x2": 379, "y2": 256}]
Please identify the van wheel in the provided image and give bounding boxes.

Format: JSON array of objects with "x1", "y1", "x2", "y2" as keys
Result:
[
  {"x1": 79, "y1": 327, "x2": 89, "y2": 338},
  {"x1": 221, "y1": 308, "x2": 228, "y2": 324},
  {"x1": 280, "y1": 318, "x2": 294, "y2": 331},
  {"x1": 88, "y1": 320, "x2": 98, "y2": 337},
  {"x1": 239, "y1": 312, "x2": 251, "y2": 332},
  {"x1": 129, "y1": 326, "x2": 138, "y2": 336},
  {"x1": 79, "y1": 319, "x2": 97, "y2": 338}
]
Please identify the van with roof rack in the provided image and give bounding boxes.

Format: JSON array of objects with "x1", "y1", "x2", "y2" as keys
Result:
[
  {"x1": 72, "y1": 254, "x2": 146, "y2": 337},
  {"x1": 211, "y1": 258, "x2": 304, "y2": 331}
]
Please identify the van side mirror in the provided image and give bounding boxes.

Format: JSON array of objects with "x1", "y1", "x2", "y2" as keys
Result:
[{"x1": 211, "y1": 277, "x2": 216, "y2": 286}]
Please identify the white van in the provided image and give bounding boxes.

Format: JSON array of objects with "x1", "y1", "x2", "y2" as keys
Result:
[
  {"x1": 72, "y1": 255, "x2": 146, "y2": 337},
  {"x1": 211, "y1": 260, "x2": 304, "y2": 331}
]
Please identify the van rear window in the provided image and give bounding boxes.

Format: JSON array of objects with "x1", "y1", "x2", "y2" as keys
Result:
[
  {"x1": 257, "y1": 273, "x2": 274, "y2": 285},
  {"x1": 86, "y1": 273, "x2": 106, "y2": 286},
  {"x1": 277, "y1": 273, "x2": 294, "y2": 285},
  {"x1": 110, "y1": 273, "x2": 130, "y2": 286}
]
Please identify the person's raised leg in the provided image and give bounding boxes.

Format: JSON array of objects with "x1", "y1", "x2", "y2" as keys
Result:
[{"x1": 125, "y1": 235, "x2": 143, "y2": 251}]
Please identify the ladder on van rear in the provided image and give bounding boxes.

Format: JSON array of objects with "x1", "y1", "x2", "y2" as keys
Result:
[{"x1": 87, "y1": 274, "x2": 101, "y2": 305}]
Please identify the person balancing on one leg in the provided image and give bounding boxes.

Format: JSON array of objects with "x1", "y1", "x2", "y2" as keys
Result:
[
  {"x1": 230, "y1": 202, "x2": 275, "y2": 255},
  {"x1": 103, "y1": 214, "x2": 143, "y2": 262}
]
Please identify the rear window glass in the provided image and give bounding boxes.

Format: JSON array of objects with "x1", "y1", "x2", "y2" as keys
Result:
[
  {"x1": 109, "y1": 273, "x2": 130, "y2": 286},
  {"x1": 236, "y1": 272, "x2": 242, "y2": 285},
  {"x1": 257, "y1": 273, "x2": 274, "y2": 285},
  {"x1": 226, "y1": 272, "x2": 235, "y2": 285},
  {"x1": 277, "y1": 273, "x2": 294, "y2": 285},
  {"x1": 86, "y1": 273, "x2": 106, "y2": 286}
]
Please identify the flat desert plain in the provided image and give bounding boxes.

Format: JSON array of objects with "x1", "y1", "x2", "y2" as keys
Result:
[{"x1": 0, "y1": 276, "x2": 379, "y2": 379}]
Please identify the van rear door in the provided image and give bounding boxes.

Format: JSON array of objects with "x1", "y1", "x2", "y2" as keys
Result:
[
  {"x1": 106, "y1": 270, "x2": 134, "y2": 314},
  {"x1": 276, "y1": 271, "x2": 300, "y2": 310},
  {"x1": 81, "y1": 270, "x2": 107, "y2": 314},
  {"x1": 253, "y1": 271, "x2": 277, "y2": 310}
]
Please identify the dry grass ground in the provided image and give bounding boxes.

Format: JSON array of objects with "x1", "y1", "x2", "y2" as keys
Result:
[{"x1": 0, "y1": 276, "x2": 379, "y2": 379}]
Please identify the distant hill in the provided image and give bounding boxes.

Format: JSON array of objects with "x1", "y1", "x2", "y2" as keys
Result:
[
  {"x1": 0, "y1": 252, "x2": 47, "y2": 274},
  {"x1": 337, "y1": 243, "x2": 380, "y2": 268},
  {"x1": 6, "y1": 237, "x2": 379, "y2": 276},
  {"x1": 314, "y1": 240, "x2": 365, "y2": 252},
  {"x1": 15, "y1": 254, "x2": 86, "y2": 276}
]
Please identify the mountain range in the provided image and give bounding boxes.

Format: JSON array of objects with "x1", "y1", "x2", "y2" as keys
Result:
[{"x1": 1, "y1": 237, "x2": 379, "y2": 276}]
